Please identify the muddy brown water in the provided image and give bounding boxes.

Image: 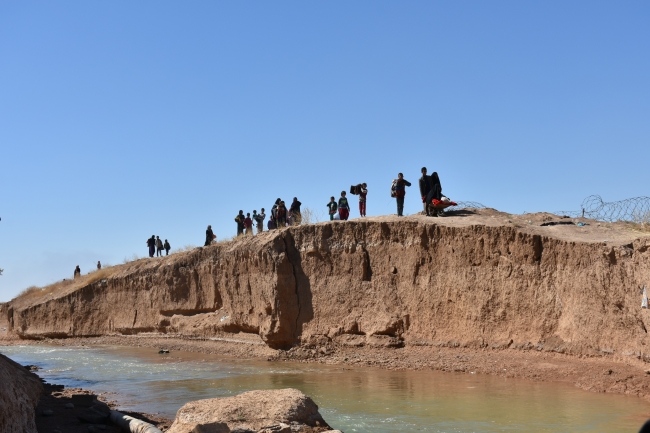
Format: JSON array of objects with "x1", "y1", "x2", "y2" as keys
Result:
[{"x1": 2, "y1": 345, "x2": 649, "y2": 432}]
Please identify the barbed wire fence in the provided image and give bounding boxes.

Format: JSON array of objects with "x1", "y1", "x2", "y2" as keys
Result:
[
  {"x1": 454, "y1": 201, "x2": 486, "y2": 210},
  {"x1": 555, "y1": 195, "x2": 650, "y2": 223}
]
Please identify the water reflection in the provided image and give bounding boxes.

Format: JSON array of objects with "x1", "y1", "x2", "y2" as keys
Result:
[{"x1": 1, "y1": 345, "x2": 648, "y2": 432}]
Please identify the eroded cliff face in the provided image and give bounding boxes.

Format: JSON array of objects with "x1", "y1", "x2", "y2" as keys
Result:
[
  {"x1": 6, "y1": 215, "x2": 650, "y2": 357},
  {"x1": 0, "y1": 353, "x2": 43, "y2": 433}
]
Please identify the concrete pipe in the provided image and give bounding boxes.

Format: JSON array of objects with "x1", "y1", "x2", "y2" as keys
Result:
[{"x1": 109, "y1": 410, "x2": 163, "y2": 433}]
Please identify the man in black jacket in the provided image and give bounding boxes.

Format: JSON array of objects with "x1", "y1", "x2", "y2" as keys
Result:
[{"x1": 419, "y1": 167, "x2": 432, "y2": 216}]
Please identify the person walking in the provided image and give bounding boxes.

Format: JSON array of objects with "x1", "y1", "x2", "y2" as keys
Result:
[
  {"x1": 393, "y1": 173, "x2": 411, "y2": 217},
  {"x1": 338, "y1": 191, "x2": 350, "y2": 221},
  {"x1": 74, "y1": 265, "x2": 81, "y2": 278},
  {"x1": 358, "y1": 183, "x2": 368, "y2": 217},
  {"x1": 254, "y1": 209, "x2": 266, "y2": 234},
  {"x1": 276, "y1": 201, "x2": 288, "y2": 227},
  {"x1": 97, "y1": 261, "x2": 101, "y2": 270},
  {"x1": 244, "y1": 213, "x2": 254, "y2": 236},
  {"x1": 419, "y1": 167, "x2": 433, "y2": 216},
  {"x1": 205, "y1": 225, "x2": 215, "y2": 246},
  {"x1": 327, "y1": 197, "x2": 338, "y2": 220},
  {"x1": 164, "y1": 239, "x2": 171, "y2": 255},
  {"x1": 147, "y1": 235, "x2": 156, "y2": 257},
  {"x1": 290, "y1": 197, "x2": 302, "y2": 226},
  {"x1": 156, "y1": 236, "x2": 164, "y2": 257}
]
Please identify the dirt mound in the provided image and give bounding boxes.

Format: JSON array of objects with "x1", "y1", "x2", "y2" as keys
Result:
[
  {"x1": 167, "y1": 388, "x2": 330, "y2": 433},
  {"x1": 4, "y1": 210, "x2": 650, "y2": 360},
  {"x1": 0, "y1": 353, "x2": 43, "y2": 433}
]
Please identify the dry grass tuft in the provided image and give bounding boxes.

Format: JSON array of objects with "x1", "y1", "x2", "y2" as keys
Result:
[
  {"x1": 12, "y1": 267, "x2": 118, "y2": 306},
  {"x1": 171, "y1": 244, "x2": 199, "y2": 253},
  {"x1": 300, "y1": 207, "x2": 324, "y2": 224}
]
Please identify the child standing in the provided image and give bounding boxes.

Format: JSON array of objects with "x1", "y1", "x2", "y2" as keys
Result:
[
  {"x1": 164, "y1": 239, "x2": 171, "y2": 255},
  {"x1": 244, "y1": 212, "x2": 254, "y2": 236},
  {"x1": 338, "y1": 191, "x2": 350, "y2": 221},
  {"x1": 327, "y1": 197, "x2": 337, "y2": 220},
  {"x1": 358, "y1": 183, "x2": 367, "y2": 217}
]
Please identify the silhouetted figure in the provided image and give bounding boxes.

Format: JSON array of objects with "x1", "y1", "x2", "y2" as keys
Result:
[
  {"x1": 156, "y1": 236, "x2": 164, "y2": 257},
  {"x1": 164, "y1": 239, "x2": 171, "y2": 255},
  {"x1": 235, "y1": 210, "x2": 245, "y2": 236},
  {"x1": 276, "y1": 201, "x2": 288, "y2": 227},
  {"x1": 97, "y1": 261, "x2": 101, "y2": 270},
  {"x1": 419, "y1": 167, "x2": 432, "y2": 216},
  {"x1": 147, "y1": 235, "x2": 156, "y2": 257},
  {"x1": 270, "y1": 198, "x2": 281, "y2": 229},
  {"x1": 205, "y1": 225, "x2": 214, "y2": 246},
  {"x1": 74, "y1": 265, "x2": 81, "y2": 279},
  {"x1": 290, "y1": 197, "x2": 302, "y2": 225}
]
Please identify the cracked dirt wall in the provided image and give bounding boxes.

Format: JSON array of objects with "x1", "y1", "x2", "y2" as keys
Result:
[{"x1": 5, "y1": 215, "x2": 650, "y2": 357}]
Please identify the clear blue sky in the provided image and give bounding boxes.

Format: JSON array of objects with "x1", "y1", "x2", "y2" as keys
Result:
[{"x1": 1, "y1": 1, "x2": 649, "y2": 301}]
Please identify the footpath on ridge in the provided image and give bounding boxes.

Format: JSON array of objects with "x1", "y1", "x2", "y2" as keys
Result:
[{"x1": 2, "y1": 208, "x2": 650, "y2": 399}]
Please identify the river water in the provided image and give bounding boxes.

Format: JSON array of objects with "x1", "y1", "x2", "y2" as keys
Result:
[{"x1": 1, "y1": 345, "x2": 648, "y2": 432}]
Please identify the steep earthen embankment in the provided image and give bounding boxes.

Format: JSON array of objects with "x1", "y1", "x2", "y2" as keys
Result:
[
  {"x1": 0, "y1": 353, "x2": 43, "y2": 433},
  {"x1": 5, "y1": 212, "x2": 650, "y2": 360}
]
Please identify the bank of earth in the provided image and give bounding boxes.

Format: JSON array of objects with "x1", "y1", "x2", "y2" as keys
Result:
[{"x1": 3, "y1": 209, "x2": 650, "y2": 400}]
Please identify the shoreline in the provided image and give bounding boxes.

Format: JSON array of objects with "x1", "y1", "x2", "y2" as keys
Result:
[
  {"x1": 4, "y1": 333, "x2": 650, "y2": 405},
  {"x1": 30, "y1": 371, "x2": 174, "y2": 433}
]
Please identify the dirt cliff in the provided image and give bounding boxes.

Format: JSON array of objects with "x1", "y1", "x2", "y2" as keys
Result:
[
  {"x1": 5, "y1": 209, "x2": 650, "y2": 361},
  {"x1": 0, "y1": 353, "x2": 43, "y2": 433}
]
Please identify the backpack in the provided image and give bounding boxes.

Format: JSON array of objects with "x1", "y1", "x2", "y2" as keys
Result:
[{"x1": 390, "y1": 179, "x2": 398, "y2": 198}]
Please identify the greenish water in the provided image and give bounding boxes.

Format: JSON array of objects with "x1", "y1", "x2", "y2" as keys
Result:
[{"x1": 1, "y1": 345, "x2": 648, "y2": 432}]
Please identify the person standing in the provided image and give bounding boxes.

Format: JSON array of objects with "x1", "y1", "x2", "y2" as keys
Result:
[
  {"x1": 156, "y1": 236, "x2": 164, "y2": 257},
  {"x1": 270, "y1": 199, "x2": 281, "y2": 230},
  {"x1": 276, "y1": 201, "x2": 288, "y2": 227},
  {"x1": 234, "y1": 210, "x2": 245, "y2": 236},
  {"x1": 393, "y1": 173, "x2": 411, "y2": 217},
  {"x1": 164, "y1": 239, "x2": 171, "y2": 255},
  {"x1": 419, "y1": 167, "x2": 433, "y2": 216},
  {"x1": 290, "y1": 197, "x2": 302, "y2": 226},
  {"x1": 74, "y1": 265, "x2": 81, "y2": 278},
  {"x1": 358, "y1": 183, "x2": 368, "y2": 217},
  {"x1": 327, "y1": 197, "x2": 338, "y2": 220},
  {"x1": 205, "y1": 225, "x2": 214, "y2": 246},
  {"x1": 244, "y1": 213, "x2": 254, "y2": 236},
  {"x1": 97, "y1": 261, "x2": 101, "y2": 270},
  {"x1": 254, "y1": 209, "x2": 266, "y2": 234},
  {"x1": 425, "y1": 171, "x2": 444, "y2": 217},
  {"x1": 338, "y1": 191, "x2": 350, "y2": 221},
  {"x1": 147, "y1": 235, "x2": 156, "y2": 257}
]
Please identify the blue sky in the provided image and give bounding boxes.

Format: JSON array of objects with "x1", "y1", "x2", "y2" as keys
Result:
[{"x1": 1, "y1": 1, "x2": 649, "y2": 300}]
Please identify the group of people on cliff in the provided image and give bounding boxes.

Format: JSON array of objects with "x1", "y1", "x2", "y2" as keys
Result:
[
  {"x1": 173, "y1": 168, "x2": 446, "y2": 252},
  {"x1": 327, "y1": 183, "x2": 367, "y2": 221},
  {"x1": 146, "y1": 235, "x2": 171, "y2": 257}
]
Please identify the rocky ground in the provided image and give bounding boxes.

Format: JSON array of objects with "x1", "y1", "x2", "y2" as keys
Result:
[
  {"x1": 5, "y1": 333, "x2": 650, "y2": 403},
  {"x1": 30, "y1": 373, "x2": 173, "y2": 433}
]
